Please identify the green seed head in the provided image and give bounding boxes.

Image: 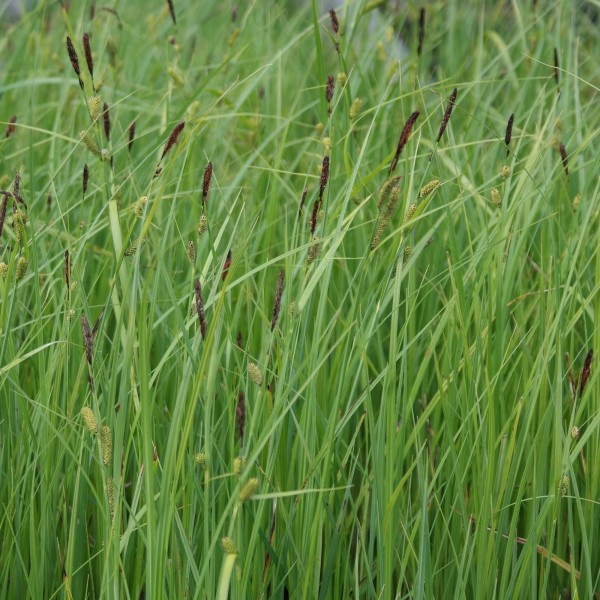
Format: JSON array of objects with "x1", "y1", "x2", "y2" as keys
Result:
[
  {"x1": 349, "y1": 97, "x2": 363, "y2": 121},
  {"x1": 419, "y1": 179, "x2": 441, "y2": 198},
  {"x1": 194, "y1": 452, "x2": 206, "y2": 468},
  {"x1": 87, "y1": 96, "x2": 103, "y2": 121},
  {"x1": 572, "y1": 192, "x2": 582, "y2": 211},
  {"x1": 0, "y1": 262, "x2": 8, "y2": 278},
  {"x1": 221, "y1": 537, "x2": 238, "y2": 555},
  {"x1": 80, "y1": 406, "x2": 98, "y2": 433},
  {"x1": 233, "y1": 455, "x2": 246, "y2": 475},
  {"x1": 239, "y1": 477, "x2": 259, "y2": 502},
  {"x1": 501, "y1": 165, "x2": 511, "y2": 181},
  {"x1": 247, "y1": 362, "x2": 263, "y2": 386},
  {"x1": 80, "y1": 131, "x2": 101, "y2": 157},
  {"x1": 197, "y1": 214, "x2": 208, "y2": 236},
  {"x1": 134, "y1": 196, "x2": 148, "y2": 217},
  {"x1": 15, "y1": 256, "x2": 28, "y2": 281},
  {"x1": 101, "y1": 425, "x2": 112, "y2": 466},
  {"x1": 491, "y1": 188, "x2": 502, "y2": 207}
]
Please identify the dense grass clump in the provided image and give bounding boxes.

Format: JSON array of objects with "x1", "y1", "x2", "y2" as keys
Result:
[{"x1": 1, "y1": 0, "x2": 599, "y2": 597}]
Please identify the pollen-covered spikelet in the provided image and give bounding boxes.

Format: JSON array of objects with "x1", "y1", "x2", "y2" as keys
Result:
[
  {"x1": 80, "y1": 406, "x2": 98, "y2": 433},
  {"x1": 167, "y1": 66, "x2": 184, "y2": 86},
  {"x1": 560, "y1": 475, "x2": 569, "y2": 496},
  {"x1": 13, "y1": 209, "x2": 26, "y2": 246},
  {"x1": 233, "y1": 456, "x2": 246, "y2": 475},
  {"x1": 0, "y1": 262, "x2": 8, "y2": 278},
  {"x1": 337, "y1": 72, "x2": 347, "y2": 87},
  {"x1": 66, "y1": 309, "x2": 76, "y2": 323},
  {"x1": 307, "y1": 240, "x2": 323, "y2": 265},
  {"x1": 194, "y1": 452, "x2": 206, "y2": 468},
  {"x1": 491, "y1": 188, "x2": 502, "y2": 207},
  {"x1": 124, "y1": 237, "x2": 141, "y2": 256},
  {"x1": 197, "y1": 214, "x2": 208, "y2": 235},
  {"x1": 186, "y1": 240, "x2": 196, "y2": 266},
  {"x1": 134, "y1": 196, "x2": 147, "y2": 217},
  {"x1": 371, "y1": 183, "x2": 400, "y2": 250},
  {"x1": 571, "y1": 425, "x2": 580, "y2": 439},
  {"x1": 315, "y1": 122, "x2": 324, "y2": 136},
  {"x1": 15, "y1": 256, "x2": 28, "y2": 281},
  {"x1": 572, "y1": 192, "x2": 582, "y2": 211},
  {"x1": 247, "y1": 362, "x2": 263, "y2": 385},
  {"x1": 221, "y1": 537, "x2": 238, "y2": 555},
  {"x1": 106, "y1": 478, "x2": 115, "y2": 518},
  {"x1": 239, "y1": 478, "x2": 259, "y2": 502},
  {"x1": 419, "y1": 179, "x2": 441, "y2": 198},
  {"x1": 80, "y1": 131, "x2": 101, "y2": 157},
  {"x1": 87, "y1": 96, "x2": 103, "y2": 121},
  {"x1": 322, "y1": 137, "x2": 331, "y2": 155},
  {"x1": 404, "y1": 203, "x2": 417, "y2": 223},
  {"x1": 501, "y1": 165, "x2": 511, "y2": 181},
  {"x1": 349, "y1": 98, "x2": 363, "y2": 120},
  {"x1": 101, "y1": 425, "x2": 112, "y2": 466}
]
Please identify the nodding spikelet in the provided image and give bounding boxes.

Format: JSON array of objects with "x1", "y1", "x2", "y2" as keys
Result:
[
  {"x1": 298, "y1": 186, "x2": 308, "y2": 216},
  {"x1": 160, "y1": 121, "x2": 185, "y2": 161},
  {"x1": 419, "y1": 178, "x2": 441, "y2": 198},
  {"x1": 306, "y1": 240, "x2": 323, "y2": 265},
  {"x1": 197, "y1": 214, "x2": 208, "y2": 235},
  {"x1": 349, "y1": 98, "x2": 363, "y2": 120},
  {"x1": 239, "y1": 478, "x2": 259, "y2": 502},
  {"x1": 390, "y1": 111, "x2": 419, "y2": 174},
  {"x1": 325, "y1": 75, "x2": 335, "y2": 115},
  {"x1": 221, "y1": 537, "x2": 238, "y2": 555},
  {"x1": 558, "y1": 142, "x2": 569, "y2": 175},
  {"x1": 64, "y1": 249, "x2": 70, "y2": 290},
  {"x1": 101, "y1": 425, "x2": 112, "y2": 466},
  {"x1": 221, "y1": 250, "x2": 232, "y2": 281},
  {"x1": 194, "y1": 452, "x2": 206, "y2": 468},
  {"x1": 128, "y1": 120, "x2": 136, "y2": 153},
  {"x1": 505, "y1": 113, "x2": 514, "y2": 155},
  {"x1": 166, "y1": 0, "x2": 176, "y2": 24},
  {"x1": 80, "y1": 131, "x2": 101, "y2": 157},
  {"x1": 5, "y1": 115, "x2": 17, "y2": 138},
  {"x1": 82, "y1": 32, "x2": 93, "y2": 80},
  {"x1": 102, "y1": 103, "x2": 111, "y2": 141},
  {"x1": 371, "y1": 183, "x2": 400, "y2": 250},
  {"x1": 236, "y1": 391, "x2": 245, "y2": 443},
  {"x1": 106, "y1": 478, "x2": 115, "y2": 518},
  {"x1": 0, "y1": 262, "x2": 7, "y2": 278},
  {"x1": 417, "y1": 7, "x2": 426, "y2": 56},
  {"x1": 81, "y1": 315, "x2": 93, "y2": 365},
  {"x1": 329, "y1": 8, "x2": 339, "y2": 34},
  {"x1": 82, "y1": 164, "x2": 89, "y2": 198},
  {"x1": 194, "y1": 279, "x2": 207, "y2": 339},
  {"x1": 579, "y1": 349, "x2": 592, "y2": 397},
  {"x1": 491, "y1": 188, "x2": 501, "y2": 207},
  {"x1": 66, "y1": 36, "x2": 84, "y2": 89},
  {"x1": 202, "y1": 162, "x2": 213, "y2": 204},
  {"x1": 436, "y1": 88, "x2": 458, "y2": 143},
  {"x1": 248, "y1": 362, "x2": 263, "y2": 386},
  {"x1": 15, "y1": 256, "x2": 28, "y2": 281},
  {"x1": 271, "y1": 270, "x2": 284, "y2": 332},
  {"x1": 186, "y1": 240, "x2": 196, "y2": 266},
  {"x1": 134, "y1": 196, "x2": 147, "y2": 217},
  {"x1": 553, "y1": 47, "x2": 559, "y2": 86},
  {"x1": 80, "y1": 406, "x2": 98, "y2": 433}
]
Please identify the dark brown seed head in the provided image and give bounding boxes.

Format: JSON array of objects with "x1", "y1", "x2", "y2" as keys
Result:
[
  {"x1": 83, "y1": 163, "x2": 89, "y2": 197},
  {"x1": 102, "y1": 103, "x2": 111, "y2": 141},
  {"x1": 271, "y1": 270, "x2": 284, "y2": 332},
  {"x1": 319, "y1": 155, "x2": 330, "y2": 202},
  {"x1": 5, "y1": 115, "x2": 17, "y2": 138},
  {"x1": 505, "y1": 113, "x2": 514, "y2": 155},
  {"x1": 12, "y1": 172, "x2": 25, "y2": 207},
  {"x1": 0, "y1": 193, "x2": 8, "y2": 238},
  {"x1": 329, "y1": 9, "x2": 339, "y2": 34},
  {"x1": 92, "y1": 309, "x2": 104, "y2": 337},
  {"x1": 161, "y1": 121, "x2": 185, "y2": 161},
  {"x1": 236, "y1": 391, "x2": 245, "y2": 443},
  {"x1": 390, "y1": 111, "x2": 419, "y2": 174},
  {"x1": 298, "y1": 186, "x2": 308, "y2": 216},
  {"x1": 202, "y1": 161, "x2": 213, "y2": 204},
  {"x1": 66, "y1": 36, "x2": 84, "y2": 89},
  {"x1": 418, "y1": 7, "x2": 426, "y2": 57},
  {"x1": 325, "y1": 75, "x2": 335, "y2": 113},
  {"x1": 82, "y1": 32, "x2": 93, "y2": 79},
  {"x1": 436, "y1": 87, "x2": 457, "y2": 143},
  {"x1": 579, "y1": 349, "x2": 593, "y2": 397},
  {"x1": 128, "y1": 120, "x2": 136, "y2": 153},
  {"x1": 309, "y1": 199, "x2": 320, "y2": 235},
  {"x1": 553, "y1": 47, "x2": 559, "y2": 86},
  {"x1": 194, "y1": 279, "x2": 207, "y2": 339},
  {"x1": 81, "y1": 314, "x2": 93, "y2": 365},
  {"x1": 222, "y1": 250, "x2": 232, "y2": 281},
  {"x1": 559, "y1": 142, "x2": 569, "y2": 175},
  {"x1": 64, "y1": 249, "x2": 70, "y2": 290},
  {"x1": 232, "y1": 5, "x2": 238, "y2": 21},
  {"x1": 166, "y1": 0, "x2": 176, "y2": 24},
  {"x1": 236, "y1": 331, "x2": 243, "y2": 348}
]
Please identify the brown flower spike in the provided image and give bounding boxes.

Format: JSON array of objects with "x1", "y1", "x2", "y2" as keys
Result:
[
  {"x1": 436, "y1": 88, "x2": 457, "y2": 143},
  {"x1": 161, "y1": 121, "x2": 185, "y2": 160},
  {"x1": 81, "y1": 315, "x2": 93, "y2": 365},
  {"x1": 66, "y1": 36, "x2": 84, "y2": 89},
  {"x1": 64, "y1": 249, "x2": 70, "y2": 290},
  {"x1": 82, "y1": 163, "x2": 89, "y2": 197},
  {"x1": 326, "y1": 75, "x2": 335, "y2": 114},
  {"x1": 329, "y1": 9, "x2": 339, "y2": 34},
  {"x1": 390, "y1": 111, "x2": 419, "y2": 174},
  {"x1": 194, "y1": 279, "x2": 207, "y2": 339},
  {"x1": 5, "y1": 115, "x2": 17, "y2": 138},
  {"x1": 418, "y1": 8, "x2": 426, "y2": 57},
  {"x1": 579, "y1": 349, "x2": 593, "y2": 397},
  {"x1": 236, "y1": 391, "x2": 245, "y2": 444},
  {"x1": 271, "y1": 270, "x2": 284, "y2": 332},
  {"x1": 505, "y1": 113, "x2": 514, "y2": 155},
  {"x1": 128, "y1": 120, "x2": 136, "y2": 153},
  {"x1": 166, "y1": 0, "x2": 176, "y2": 24},
  {"x1": 82, "y1": 32, "x2": 94, "y2": 80},
  {"x1": 103, "y1": 103, "x2": 111, "y2": 141},
  {"x1": 559, "y1": 142, "x2": 569, "y2": 175},
  {"x1": 202, "y1": 161, "x2": 213, "y2": 204}
]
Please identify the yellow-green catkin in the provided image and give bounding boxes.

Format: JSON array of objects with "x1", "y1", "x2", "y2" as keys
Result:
[
  {"x1": 228, "y1": 28, "x2": 240, "y2": 46},
  {"x1": 80, "y1": 131, "x2": 101, "y2": 157},
  {"x1": 125, "y1": 238, "x2": 141, "y2": 256},
  {"x1": 376, "y1": 176, "x2": 401, "y2": 211},
  {"x1": 239, "y1": 478, "x2": 259, "y2": 502},
  {"x1": 221, "y1": 537, "x2": 238, "y2": 555},
  {"x1": 80, "y1": 406, "x2": 98, "y2": 434},
  {"x1": 372, "y1": 184, "x2": 401, "y2": 250},
  {"x1": 322, "y1": 137, "x2": 331, "y2": 155},
  {"x1": 167, "y1": 66, "x2": 184, "y2": 86},
  {"x1": 571, "y1": 426, "x2": 580, "y2": 439},
  {"x1": 337, "y1": 72, "x2": 347, "y2": 87},
  {"x1": 0, "y1": 262, "x2": 8, "y2": 278},
  {"x1": 307, "y1": 240, "x2": 323, "y2": 265},
  {"x1": 13, "y1": 209, "x2": 26, "y2": 246},
  {"x1": 376, "y1": 41, "x2": 387, "y2": 61},
  {"x1": 248, "y1": 362, "x2": 263, "y2": 386},
  {"x1": 288, "y1": 300, "x2": 297, "y2": 317},
  {"x1": 233, "y1": 456, "x2": 246, "y2": 475},
  {"x1": 66, "y1": 309, "x2": 76, "y2": 323},
  {"x1": 501, "y1": 165, "x2": 511, "y2": 181},
  {"x1": 186, "y1": 241, "x2": 196, "y2": 266},
  {"x1": 349, "y1": 98, "x2": 363, "y2": 121},
  {"x1": 403, "y1": 246, "x2": 412, "y2": 263},
  {"x1": 186, "y1": 100, "x2": 201, "y2": 121},
  {"x1": 572, "y1": 192, "x2": 582, "y2": 211},
  {"x1": 194, "y1": 452, "x2": 206, "y2": 468},
  {"x1": 106, "y1": 478, "x2": 115, "y2": 518},
  {"x1": 560, "y1": 475, "x2": 569, "y2": 496},
  {"x1": 404, "y1": 203, "x2": 417, "y2": 223},
  {"x1": 134, "y1": 196, "x2": 148, "y2": 217},
  {"x1": 15, "y1": 256, "x2": 28, "y2": 281},
  {"x1": 491, "y1": 188, "x2": 502, "y2": 207},
  {"x1": 197, "y1": 214, "x2": 208, "y2": 235},
  {"x1": 101, "y1": 425, "x2": 112, "y2": 466},
  {"x1": 87, "y1": 96, "x2": 103, "y2": 121},
  {"x1": 419, "y1": 179, "x2": 441, "y2": 198},
  {"x1": 315, "y1": 122, "x2": 324, "y2": 136}
]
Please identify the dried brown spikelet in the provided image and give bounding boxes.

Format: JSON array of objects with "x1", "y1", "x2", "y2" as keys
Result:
[
  {"x1": 558, "y1": 142, "x2": 569, "y2": 175},
  {"x1": 436, "y1": 88, "x2": 457, "y2": 143},
  {"x1": 80, "y1": 406, "x2": 98, "y2": 433},
  {"x1": 417, "y1": 7, "x2": 426, "y2": 57},
  {"x1": 186, "y1": 240, "x2": 196, "y2": 266},
  {"x1": 419, "y1": 178, "x2": 441, "y2": 198},
  {"x1": 202, "y1": 161, "x2": 213, "y2": 204},
  {"x1": 329, "y1": 8, "x2": 339, "y2": 33},
  {"x1": 66, "y1": 36, "x2": 84, "y2": 89},
  {"x1": 15, "y1": 256, "x2": 28, "y2": 281},
  {"x1": 166, "y1": 0, "x2": 176, "y2": 24},
  {"x1": 579, "y1": 349, "x2": 592, "y2": 397},
  {"x1": 319, "y1": 155, "x2": 330, "y2": 203},
  {"x1": 80, "y1": 131, "x2": 101, "y2": 157},
  {"x1": 239, "y1": 478, "x2": 259, "y2": 502},
  {"x1": 325, "y1": 75, "x2": 335, "y2": 114},
  {"x1": 307, "y1": 240, "x2": 323, "y2": 264},
  {"x1": 248, "y1": 362, "x2": 263, "y2": 385},
  {"x1": 271, "y1": 270, "x2": 284, "y2": 332},
  {"x1": 194, "y1": 279, "x2": 207, "y2": 339},
  {"x1": 298, "y1": 186, "x2": 308, "y2": 216},
  {"x1": 232, "y1": 5, "x2": 238, "y2": 21},
  {"x1": 0, "y1": 193, "x2": 8, "y2": 238},
  {"x1": 160, "y1": 121, "x2": 185, "y2": 161},
  {"x1": 221, "y1": 250, "x2": 232, "y2": 281},
  {"x1": 0, "y1": 262, "x2": 7, "y2": 278},
  {"x1": 553, "y1": 47, "x2": 559, "y2": 86},
  {"x1": 82, "y1": 32, "x2": 93, "y2": 79},
  {"x1": 64, "y1": 249, "x2": 70, "y2": 290},
  {"x1": 221, "y1": 537, "x2": 238, "y2": 555},
  {"x1": 134, "y1": 196, "x2": 147, "y2": 217},
  {"x1": 101, "y1": 425, "x2": 112, "y2": 466},
  {"x1": 349, "y1": 98, "x2": 363, "y2": 120},
  {"x1": 236, "y1": 391, "x2": 245, "y2": 443},
  {"x1": 128, "y1": 120, "x2": 136, "y2": 153},
  {"x1": 197, "y1": 214, "x2": 208, "y2": 235},
  {"x1": 5, "y1": 115, "x2": 17, "y2": 138},
  {"x1": 81, "y1": 315, "x2": 93, "y2": 365},
  {"x1": 194, "y1": 452, "x2": 206, "y2": 467},
  {"x1": 491, "y1": 188, "x2": 501, "y2": 207},
  {"x1": 82, "y1": 164, "x2": 89, "y2": 198},
  {"x1": 390, "y1": 111, "x2": 419, "y2": 174},
  {"x1": 505, "y1": 113, "x2": 514, "y2": 155},
  {"x1": 572, "y1": 192, "x2": 582, "y2": 211},
  {"x1": 102, "y1": 103, "x2": 111, "y2": 141}
]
